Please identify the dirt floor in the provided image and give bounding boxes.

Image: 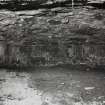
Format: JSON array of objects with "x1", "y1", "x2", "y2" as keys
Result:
[{"x1": 0, "y1": 66, "x2": 105, "y2": 105}]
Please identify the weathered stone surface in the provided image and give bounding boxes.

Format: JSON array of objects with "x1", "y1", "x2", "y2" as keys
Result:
[{"x1": 0, "y1": 7, "x2": 105, "y2": 66}]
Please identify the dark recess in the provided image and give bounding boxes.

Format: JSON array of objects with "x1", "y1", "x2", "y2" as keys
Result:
[{"x1": 0, "y1": 0, "x2": 87, "y2": 10}]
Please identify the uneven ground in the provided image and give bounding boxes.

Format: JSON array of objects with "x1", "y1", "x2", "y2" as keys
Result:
[{"x1": 0, "y1": 66, "x2": 105, "y2": 105}]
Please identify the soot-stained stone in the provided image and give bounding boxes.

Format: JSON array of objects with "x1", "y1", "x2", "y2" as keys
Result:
[{"x1": 48, "y1": 19, "x2": 61, "y2": 25}]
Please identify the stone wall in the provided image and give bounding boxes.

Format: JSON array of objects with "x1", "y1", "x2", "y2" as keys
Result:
[
  {"x1": 0, "y1": 38, "x2": 104, "y2": 67},
  {"x1": 0, "y1": 7, "x2": 105, "y2": 67}
]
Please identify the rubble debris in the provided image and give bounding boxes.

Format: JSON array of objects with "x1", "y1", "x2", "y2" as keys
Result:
[{"x1": 84, "y1": 87, "x2": 95, "y2": 90}]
